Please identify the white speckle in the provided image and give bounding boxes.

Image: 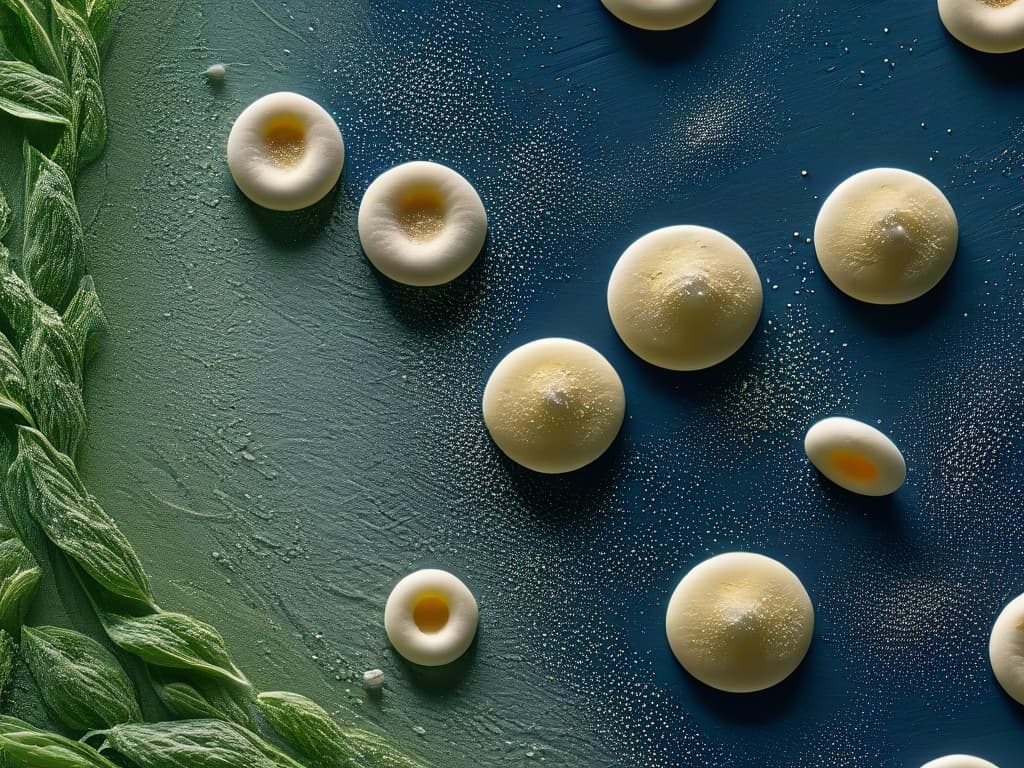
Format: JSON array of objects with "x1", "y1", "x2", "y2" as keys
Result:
[
  {"x1": 800, "y1": 169, "x2": 808, "y2": 177},
  {"x1": 412, "y1": 725, "x2": 426, "y2": 736},
  {"x1": 362, "y1": 669, "x2": 385, "y2": 688},
  {"x1": 204, "y1": 63, "x2": 227, "y2": 81}
]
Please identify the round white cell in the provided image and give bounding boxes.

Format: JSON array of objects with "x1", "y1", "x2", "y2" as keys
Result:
[
  {"x1": 804, "y1": 417, "x2": 906, "y2": 496},
  {"x1": 482, "y1": 338, "x2": 625, "y2": 474},
  {"x1": 384, "y1": 569, "x2": 478, "y2": 667},
  {"x1": 600, "y1": 0, "x2": 717, "y2": 30},
  {"x1": 665, "y1": 552, "x2": 815, "y2": 693},
  {"x1": 358, "y1": 161, "x2": 487, "y2": 287},
  {"x1": 921, "y1": 756, "x2": 1000, "y2": 768},
  {"x1": 990, "y1": 591, "x2": 1024, "y2": 706},
  {"x1": 226, "y1": 92, "x2": 345, "y2": 211},
  {"x1": 938, "y1": 0, "x2": 1024, "y2": 54},
  {"x1": 607, "y1": 225, "x2": 762, "y2": 371},
  {"x1": 814, "y1": 168, "x2": 958, "y2": 305}
]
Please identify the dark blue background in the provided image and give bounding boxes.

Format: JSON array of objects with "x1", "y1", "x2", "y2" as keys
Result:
[
  {"x1": 48, "y1": 0, "x2": 1023, "y2": 764},
  {"x1": 314, "y1": 1, "x2": 1024, "y2": 765},
  {"x1": 295, "y1": 1, "x2": 1024, "y2": 765}
]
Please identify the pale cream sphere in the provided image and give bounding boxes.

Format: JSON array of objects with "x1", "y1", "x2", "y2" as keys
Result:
[
  {"x1": 607, "y1": 225, "x2": 762, "y2": 371},
  {"x1": 359, "y1": 161, "x2": 487, "y2": 287},
  {"x1": 938, "y1": 0, "x2": 1024, "y2": 54},
  {"x1": 600, "y1": 0, "x2": 717, "y2": 30},
  {"x1": 482, "y1": 338, "x2": 625, "y2": 474},
  {"x1": 920, "y1": 756, "x2": 1000, "y2": 768},
  {"x1": 665, "y1": 552, "x2": 814, "y2": 693},
  {"x1": 814, "y1": 168, "x2": 958, "y2": 304},
  {"x1": 990, "y1": 591, "x2": 1024, "y2": 706},
  {"x1": 226, "y1": 92, "x2": 344, "y2": 211}
]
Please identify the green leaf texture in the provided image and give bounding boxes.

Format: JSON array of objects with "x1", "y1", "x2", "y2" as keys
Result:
[
  {"x1": 0, "y1": 0, "x2": 65, "y2": 79},
  {"x1": 21, "y1": 625, "x2": 142, "y2": 732},
  {"x1": 257, "y1": 691, "x2": 427, "y2": 768},
  {"x1": 257, "y1": 691, "x2": 355, "y2": 768},
  {"x1": 0, "y1": 248, "x2": 38, "y2": 346},
  {"x1": 0, "y1": 188, "x2": 10, "y2": 239},
  {"x1": 9, "y1": 426, "x2": 154, "y2": 605},
  {"x1": 151, "y1": 667, "x2": 256, "y2": 730},
  {"x1": 0, "y1": 525, "x2": 41, "y2": 635},
  {"x1": 49, "y1": 1, "x2": 107, "y2": 174},
  {"x1": 69, "y1": 48, "x2": 105, "y2": 168},
  {"x1": 94, "y1": 719, "x2": 308, "y2": 768},
  {"x1": 101, "y1": 611, "x2": 249, "y2": 687},
  {"x1": 0, "y1": 629, "x2": 14, "y2": 701},
  {"x1": 62, "y1": 275, "x2": 105, "y2": 368},
  {"x1": 0, "y1": 59, "x2": 71, "y2": 124},
  {"x1": 0, "y1": 716, "x2": 121, "y2": 768},
  {"x1": 22, "y1": 143, "x2": 85, "y2": 311},
  {"x1": 85, "y1": 0, "x2": 116, "y2": 43},
  {"x1": 21, "y1": 306, "x2": 87, "y2": 454},
  {"x1": 0, "y1": 329, "x2": 35, "y2": 427},
  {"x1": 51, "y1": 0, "x2": 100, "y2": 79}
]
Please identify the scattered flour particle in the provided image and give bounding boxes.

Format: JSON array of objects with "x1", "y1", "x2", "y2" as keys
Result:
[{"x1": 204, "y1": 63, "x2": 227, "y2": 81}]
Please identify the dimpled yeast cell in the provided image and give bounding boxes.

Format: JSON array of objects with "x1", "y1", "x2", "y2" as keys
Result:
[
  {"x1": 601, "y1": 0, "x2": 718, "y2": 30},
  {"x1": 607, "y1": 225, "x2": 762, "y2": 371},
  {"x1": 814, "y1": 168, "x2": 958, "y2": 304},
  {"x1": 482, "y1": 338, "x2": 625, "y2": 474},
  {"x1": 227, "y1": 92, "x2": 345, "y2": 211},
  {"x1": 384, "y1": 569, "x2": 478, "y2": 667},
  {"x1": 665, "y1": 552, "x2": 815, "y2": 693},
  {"x1": 938, "y1": 0, "x2": 1024, "y2": 53},
  {"x1": 804, "y1": 417, "x2": 907, "y2": 496},
  {"x1": 359, "y1": 161, "x2": 487, "y2": 287}
]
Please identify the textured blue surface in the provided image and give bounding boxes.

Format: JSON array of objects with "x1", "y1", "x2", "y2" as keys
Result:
[
  {"x1": 71, "y1": 0, "x2": 1024, "y2": 765},
  {"x1": 319, "y1": 1, "x2": 1024, "y2": 765}
]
